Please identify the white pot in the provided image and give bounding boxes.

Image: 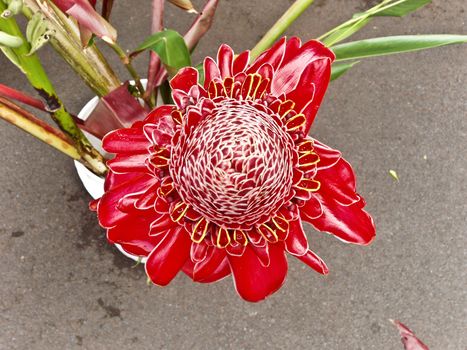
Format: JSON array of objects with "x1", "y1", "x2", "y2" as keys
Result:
[{"x1": 74, "y1": 82, "x2": 152, "y2": 263}]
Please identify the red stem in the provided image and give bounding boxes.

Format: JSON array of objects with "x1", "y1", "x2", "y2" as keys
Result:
[
  {"x1": 184, "y1": 0, "x2": 219, "y2": 51},
  {"x1": 0, "y1": 83, "x2": 46, "y2": 111},
  {"x1": 144, "y1": 0, "x2": 165, "y2": 104},
  {"x1": 0, "y1": 96, "x2": 71, "y2": 143},
  {"x1": 152, "y1": 0, "x2": 220, "y2": 89}
]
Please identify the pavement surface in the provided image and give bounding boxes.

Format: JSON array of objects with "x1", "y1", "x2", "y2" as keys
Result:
[{"x1": 0, "y1": 1, "x2": 466, "y2": 349}]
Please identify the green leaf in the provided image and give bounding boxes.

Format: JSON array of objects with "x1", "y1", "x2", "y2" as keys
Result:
[
  {"x1": 322, "y1": 18, "x2": 371, "y2": 47},
  {"x1": 332, "y1": 35, "x2": 467, "y2": 61},
  {"x1": 194, "y1": 62, "x2": 204, "y2": 85},
  {"x1": 318, "y1": 1, "x2": 433, "y2": 46},
  {"x1": 376, "y1": 0, "x2": 431, "y2": 17},
  {"x1": 330, "y1": 61, "x2": 359, "y2": 81},
  {"x1": 135, "y1": 29, "x2": 191, "y2": 76}
]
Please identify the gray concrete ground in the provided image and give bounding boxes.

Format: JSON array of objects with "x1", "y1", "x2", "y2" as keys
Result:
[{"x1": 0, "y1": 1, "x2": 466, "y2": 349}]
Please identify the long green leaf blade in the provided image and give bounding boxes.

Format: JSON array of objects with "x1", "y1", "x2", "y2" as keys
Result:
[
  {"x1": 332, "y1": 35, "x2": 467, "y2": 61},
  {"x1": 135, "y1": 29, "x2": 191, "y2": 76},
  {"x1": 319, "y1": 1, "x2": 432, "y2": 47},
  {"x1": 376, "y1": 0, "x2": 431, "y2": 17},
  {"x1": 322, "y1": 18, "x2": 371, "y2": 46}
]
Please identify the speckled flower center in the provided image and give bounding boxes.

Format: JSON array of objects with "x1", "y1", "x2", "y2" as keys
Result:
[{"x1": 170, "y1": 99, "x2": 296, "y2": 229}]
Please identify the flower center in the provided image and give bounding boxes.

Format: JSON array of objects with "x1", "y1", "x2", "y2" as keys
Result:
[{"x1": 170, "y1": 99, "x2": 296, "y2": 229}]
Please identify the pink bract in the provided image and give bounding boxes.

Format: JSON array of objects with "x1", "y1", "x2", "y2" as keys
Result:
[{"x1": 93, "y1": 37, "x2": 375, "y2": 302}]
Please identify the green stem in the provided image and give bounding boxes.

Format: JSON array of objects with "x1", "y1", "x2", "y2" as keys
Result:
[
  {"x1": 0, "y1": 4, "x2": 107, "y2": 175},
  {"x1": 22, "y1": 0, "x2": 121, "y2": 97},
  {"x1": 108, "y1": 42, "x2": 146, "y2": 97},
  {"x1": 316, "y1": 0, "x2": 394, "y2": 42},
  {"x1": 250, "y1": 0, "x2": 315, "y2": 61}
]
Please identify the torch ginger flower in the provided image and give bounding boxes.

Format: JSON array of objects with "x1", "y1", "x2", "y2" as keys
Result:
[{"x1": 94, "y1": 37, "x2": 375, "y2": 302}]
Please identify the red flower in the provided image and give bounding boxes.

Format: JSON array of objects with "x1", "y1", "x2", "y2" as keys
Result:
[{"x1": 94, "y1": 37, "x2": 375, "y2": 302}]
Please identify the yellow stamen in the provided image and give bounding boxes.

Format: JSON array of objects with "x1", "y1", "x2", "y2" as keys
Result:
[
  {"x1": 170, "y1": 201, "x2": 189, "y2": 223},
  {"x1": 191, "y1": 218, "x2": 209, "y2": 243}
]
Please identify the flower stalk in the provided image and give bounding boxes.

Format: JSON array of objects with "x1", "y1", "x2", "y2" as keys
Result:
[
  {"x1": 250, "y1": 0, "x2": 315, "y2": 61},
  {"x1": 108, "y1": 41, "x2": 146, "y2": 98}
]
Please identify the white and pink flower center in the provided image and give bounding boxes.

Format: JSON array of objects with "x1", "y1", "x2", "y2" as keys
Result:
[{"x1": 170, "y1": 99, "x2": 296, "y2": 229}]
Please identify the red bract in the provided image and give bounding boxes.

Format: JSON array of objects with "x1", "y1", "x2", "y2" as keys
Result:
[
  {"x1": 52, "y1": 0, "x2": 117, "y2": 45},
  {"x1": 94, "y1": 37, "x2": 375, "y2": 302}
]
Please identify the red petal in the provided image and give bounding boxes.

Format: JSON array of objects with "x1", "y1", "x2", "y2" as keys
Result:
[
  {"x1": 295, "y1": 250, "x2": 329, "y2": 274},
  {"x1": 256, "y1": 63, "x2": 274, "y2": 81},
  {"x1": 285, "y1": 63, "x2": 316, "y2": 113},
  {"x1": 172, "y1": 90, "x2": 191, "y2": 110},
  {"x1": 285, "y1": 219, "x2": 309, "y2": 256},
  {"x1": 198, "y1": 258, "x2": 230, "y2": 283},
  {"x1": 304, "y1": 195, "x2": 375, "y2": 245},
  {"x1": 145, "y1": 105, "x2": 175, "y2": 124},
  {"x1": 217, "y1": 44, "x2": 234, "y2": 78},
  {"x1": 145, "y1": 226, "x2": 191, "y2": 286},
  {"x1": 313, "y1": 139, "x2": 341, "y2": 170},
  {"x1": 102, "y1": 127, "x2": 150, "y2": 154},
  {"x1": 203, "y1": 56, "x2": 221, "y2": 89},
  {"x1": 97, "y1": 174, "x2": 155, "y2": 227},
  {"x1": 192, "y1": 246, "x2": 227, "y2": 282},
  {"x1": 300, "y1": 194, "x2": 323, "y2": 220},
  {"x1": 271, "y1": 39, "x2": 334, "y2": 96},
  {"x1": 107, "y1": 153, "x2": 148, "y2": 173},
  {"x1": 170, "y1": 66, "x2": 199, "y2": 93},
  {"x1": 228, "y1": 243, "x2": 288, "y2": 302},
  {"x1": 103, "y1": 172, "x2": 135, "y2": 192},
  {"x1": 149, "y1": 213, "x2": 178, "y2": 236},
  {"x1": 249, "y1": 243, "x2": 270, "y2": 267},
  {"x1": 190, "y1": 241, "x2": 209, "y2": 263},
  {"x1": 391, "y1": 320, "x2": 430, "y2": 350},
  {"x1": 247, "y1": 37, "x2": 286, "y2": 74},
  {"x1": 118, "y1": 243, "x2": 152, "y2": 257},
  {"x1": 107, "y1": 214, "x2": 164, "y2": 255},
  {"x1": 282, "y1": 36, "x2": 302, "y2": 64},
  {"x1": 232, "y1": 50, "x2": 250, "y2": 75},
  {"x1": 315, "y1": 158, "x2": 360, "y2": 205},
  {"x1": 297, "y1": 60, "x2": 331, "y2": 133}
]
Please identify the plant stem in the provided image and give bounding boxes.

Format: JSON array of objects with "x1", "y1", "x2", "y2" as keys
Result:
[
  {"x1": 23, "y1": 0, "x2": 121, "y2": 97},
  {"x1": 147, "y1": 0, "x2": 221, "y2": 95},
  {"x1": 250, "y1": 0, "x2": 315, "y2": 61},
  {"x1": 0, "y1": 83, "x2": 46, "y2": 111},
  {"x1": 0, "y1": 97, "x2": 80, "y2": 160},
  {"x1": 108, "y1": 42, "x2": 146, "y2": 97},
  {"x1": 0, "y1": 4, "x2": 107, "y2": 175},
  {"x1": 143, "y1": 0, "x2": 164, "y2": 108}
]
